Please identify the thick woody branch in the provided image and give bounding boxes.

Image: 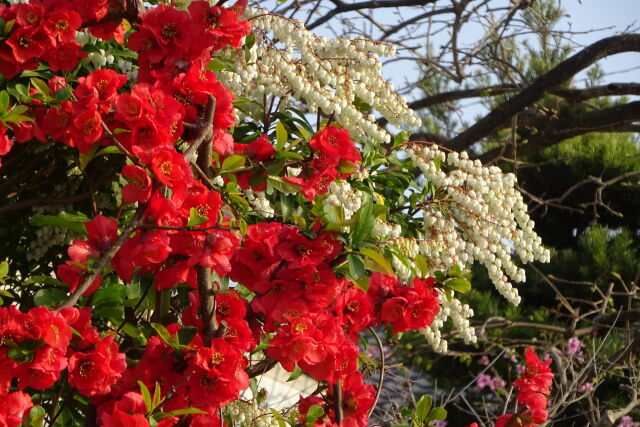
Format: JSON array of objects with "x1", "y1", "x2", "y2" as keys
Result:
[
  {"x1": 333, "y1": 381, "x2": 344, "y2": 423},
  {"x1": 445, "y1": 34, "x2": 640, "y2": 151},
  {"x1": 479, "y1": 100, "x2": 640, "y2": 162},
  {"x1": 191, "y1": 96, "x2": 218, "y2": 345}
]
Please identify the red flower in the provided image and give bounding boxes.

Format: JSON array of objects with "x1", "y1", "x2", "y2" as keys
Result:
[
  {"x1": 14, "y1": 4, "x2": 44, "y2": 28},
  {"x1": 514, "y1": 348, "x2": 554, "y2": 395},
  {"x1": 122, "y1": 165, "x2": 153, "y2": 203},
  {"x1": 234, "y1": 134, "x2": 276, "y2": 162},
  {"x1": 43, "y1": 42, "x2": 86, "y2": 72},
  {"x1": 68, "y1": 215, "x2": 119, "y2": 264},
  {"x1": 75, "y1": 69, "x2": 127, "y2": 111},
  {"x1": 379, "y1": 277, "x2": 440, "y2": 333},
  {"x1": 0, "y1": 125, "x2": 13, "y2": 162},
  {"x1": 115, "y1": 93, "x2": 145, "y2": 123},
  {"x1": 0, "y1": 391, "x2": 33, "y2": 427},
  {"x1": 151, "y1": 147, "x2": 187, "y2": 187},
  {"x1": 72, "y1": 107, "x2": 103, "y2": 152},
  {"x1": 6, "y1": 27, "x2": 50, "y2": 63},
  {"x1": 56, "y1": 261, "x2": 103, "y2": 296},
  {"x1": 186, "y1": 338, "x2": 249, "y2": 407},
  {"x1": 68, "y1": 335, "x2": 126, "y2": 397},
  {"x1": 44, "y1": 9, "x2": 82, "y2": 42},
  {"x1": 310, "y1": 126, "x2": 361, "y2": 164},
  {"x1": 100, "y1": 392, "x2": 150, "y2": 427}
]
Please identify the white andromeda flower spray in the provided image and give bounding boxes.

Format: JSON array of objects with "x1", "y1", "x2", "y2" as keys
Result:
[
  {"x1": 221, "y1": 7, "x2": 549, "y2": 352},
  {"x1": 218, "y1": 7, "x2": 421, "y2": 144}
]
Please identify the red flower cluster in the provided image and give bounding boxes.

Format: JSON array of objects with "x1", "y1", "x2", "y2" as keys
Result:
[
  {"x1": 285, "y1": 126, "x2": 362, "y2": 201},
  {"x1": 129, "y1": 1, "x2": 250, "y2": 83},
  {"x1": 229, "y1": 224, "x2": 440, "y2": 426},
  {"x1": 299, "y1": 371, "x2": 375, "y2": 427},
  {"x1": 0, "y1": 0, "x2": 128, "y2": 78},
  {"x1": 97, "y1": 323, "x2": 247, "y2": 425},
  {"x1": 0, "y1": 304, "x2": 125, "y2": 425},
  {"x1": 0, "y1": 391, "x2": 33, "y2": 427},
  {"x1": 496, "y1": 348, "x2": 554, "y2": 427}
]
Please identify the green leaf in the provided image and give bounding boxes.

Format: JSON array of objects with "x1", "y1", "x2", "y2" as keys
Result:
[
  {"x1": 280, "y1": 194, "x2": 294, "y2": 221},
  {"x1": 347, "y1": 254, "x2": 365, "y2": 280},
  {"x1": 219, "y1": 154, "x2": 246, "y2": 173},
  {"x1": 152, "y1": 381, "x2": 162, "y2": 409},
  {"x1": 138, "y1": 381, "x2": 152, "y2": 413},
  {"x1": 444, "y1": 278, "x2": 471, "y2": 293},
  {"x1": 52, "y1": 87, "x2": 72, "y2": 102},
  {"x1": 270, "y1": 409, "x2": 287, "y2": 427},
  {"x1": 415, "y1": 394, "x2": 432, "y2": 421},
  {"x1": 177, "y1": 326, "x2": 198, "y2": 346},
  {"x1": 91, "y1": 283, "x2": 125, "y2": 306},
  {"x1": 78, "y1": 143, "x2": 100, "y2": 171},
  {"x1": 393, "y1": 130, "x2": 412, "y2": 148},
  {"x1": 28, "y1": 405, "x2": 46, "y2": 427},
  {"x1": 295, "y1": 124, "x2": 312, "y2": 141},
  {"x1": 0, "y1": 261, "x2": 8, "y2": 282},
  {"x1": 30, "y1": 211, "x2": 89, "y2": 235},
  {"x1": 34, "y1": 288, "x2": 67, "y2": 308},
  {"x1": 268, "y1": 176, "x2": 301, "y2": 194},
  {"x1": 276, "y1": 121, "x2": 288, "y2": 151},
  {"x1": 287, "y1": 365, "x2": 304, "y2": 382},
  {"x1": 352, "y1": 275, "x2": 370, "y2": 292},
  {"x1": 428, "y1": 407, "x2": 447, "y2": 421},
  {"x1": 350, "y1": 199, "x2": 374, "y2": 247},
  {"x1": 360, "y1": 248, "x2": 394, "y2": 276},
  {"x1": 306, "y1": 405, "x2": 324, "y2": 424},
  {"x1": 93, "y1": 304, "x2": 124, "y2": 321},
  {"x1": 0, "y1": 91, "x2": 8, "y2": 111},
  {"x1": 150, "y1": 323, "x2": 178, "y2": 350},
  {"x1": 337, "y1": 159, "x2": 357, "y2": 174},
  {"x1": 187, "y1": 207, "x2": 209, "y2": 227},
  {"x1": 414, "y1": 254, "x2": 429, "y2": 277},
  {"x1": 154, "y1": 408, "x2": 209, "y2": 420},
  {"x1": 30, "y1": 78, "x2": 50, "y2": 97}
]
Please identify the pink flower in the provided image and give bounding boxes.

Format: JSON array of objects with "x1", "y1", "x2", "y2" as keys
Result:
[
  {"x1": 566, "y1": 336, "x2": 584, "y2": 356},
  {"x1": 476, "y1": 373, "x2": 492, "y2": 389},
  {"x1": 478, "y1": 355, "x2": 490, "y2": 365},
  {"x1": 578, "y1": 382, "x2": 593, "y2": 393},
  {"x1": 618, "y1": 416, "x2": 640, "y2": 427}
]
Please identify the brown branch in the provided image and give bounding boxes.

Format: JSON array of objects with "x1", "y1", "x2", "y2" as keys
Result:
[
  {"x1": 183, "y1": 97, "x2": 216, "y2": 164},
  {"x1": 368, "y1": 327, "x2": 386, "y2": 418},
  {"x1": 445, "y1": 34, "x2": 640, "y2": 151},
  {"x1": 190, "y1": 96, "x2": 218, "y2": 345},
  {"x1": 246, "y1": 357, "x2": 279, "y2": 378},
  {"x1": 0, "y1": 193, "x2": 92, "y2": 215},
  {"x1": 307, "y1": 0, "x2": 438, "y2": 30},
  {"x1": 58, "y1": 203, "x2": 146, "y2": 309},
  {"x1": 380, "y1": 7, "x2": 456, "y2": 40},
  {"x1": 479, "y1": 100, "x2": 640, "y2": 162},
  {"x1": 333, "y1": 380, "x2": 344, "y2": 423}
]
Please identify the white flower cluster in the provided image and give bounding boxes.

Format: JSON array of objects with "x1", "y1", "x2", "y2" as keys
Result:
[
  {"x1": 372, "y1": 217, "x2": 402, "y2": 240},
  {"x1": 324, "y1": 180, "x2": 363, "y2": 220},
  {"x1": 116, "y1": 59, "x2": 138, "y2": 82},
  {"x1": 217, "y1": 7, "x2": 421, "y2": 143},
  {"x1": 409, "y1": 144, "x2": 550, "y2": 306},
  {"x1": 246, "y1": 190, "x2": 275, "y2": 218},
  {"x1": 422, "y1": 293, "x2": 476, "y2": 353},
  {"x1": 389, "y1": 237, "x2": 419, "y2": 282},
  {"x1": 28, "y1": 205, "x2": 77, "y2": 261},
  {"x1": 226, "y1": 400, "x2": 280, "y2": 427}
]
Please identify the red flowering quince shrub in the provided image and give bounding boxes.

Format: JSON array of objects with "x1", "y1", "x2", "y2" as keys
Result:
[{"x1": 0, "y1": 0, "x2": 554, "y2": 426}]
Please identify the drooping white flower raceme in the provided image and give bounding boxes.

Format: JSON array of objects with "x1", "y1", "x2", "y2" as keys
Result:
[
  {"x1": 216, "y1": 7, "x2": 421, "y2": 144},
  {"x1": 409, "y1": 144, "x2": 550, "y2": 306}
]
